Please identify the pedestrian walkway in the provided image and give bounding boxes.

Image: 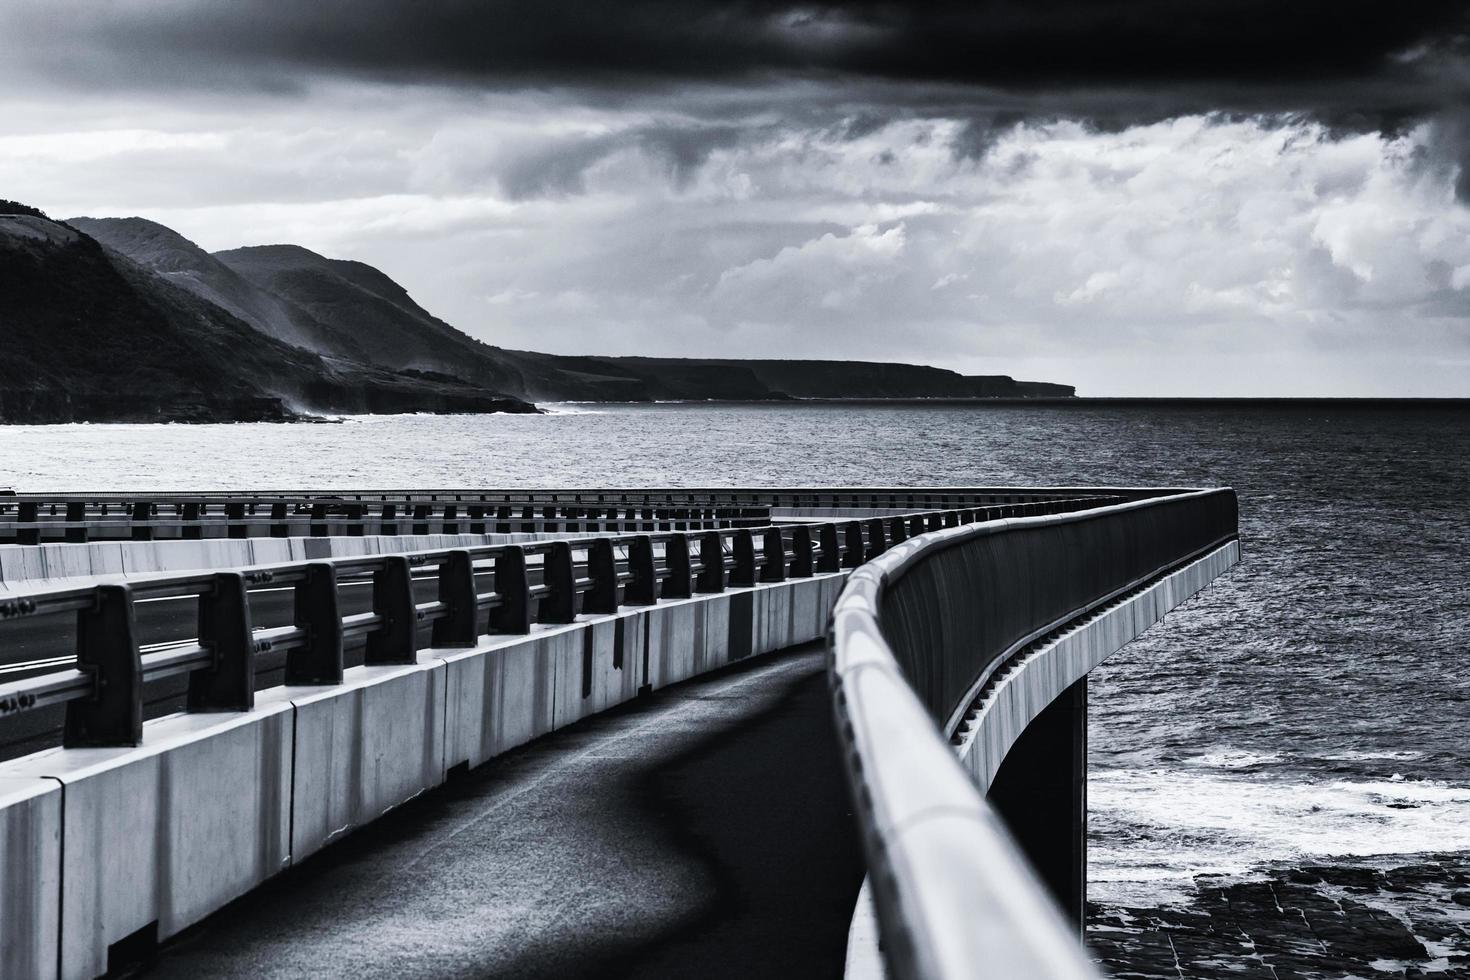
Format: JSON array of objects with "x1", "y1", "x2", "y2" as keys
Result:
[{"x1": 137, "y1": 643, "x2": 864, "y2": 979}]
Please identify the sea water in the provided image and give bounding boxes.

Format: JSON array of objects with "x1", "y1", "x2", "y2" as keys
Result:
[{"x1": 2, "y1": 401, "x2": 1466, "y2": 971}]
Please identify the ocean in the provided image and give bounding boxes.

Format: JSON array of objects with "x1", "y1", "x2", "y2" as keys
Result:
[{"x1": 3, "y1": 401, "x2": 1467, "y2": 976}]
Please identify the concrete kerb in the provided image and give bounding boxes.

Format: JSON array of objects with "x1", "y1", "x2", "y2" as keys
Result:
[
  {"x1": 0, "y1": 704, "x2": 295, "y2": 980},
  {"x1": 0, "y1": 568, "x2": 850, "y2": 980}
]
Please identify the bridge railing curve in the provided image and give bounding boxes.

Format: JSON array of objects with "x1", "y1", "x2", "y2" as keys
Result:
[
  {"x1": 0, "y1": 494, "x2": 1120, "y2": 756},
  {"x1": 828, "y1": 488, "x2": 1239, "y2": 980}
]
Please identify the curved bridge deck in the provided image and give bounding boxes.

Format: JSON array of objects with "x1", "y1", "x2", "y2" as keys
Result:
[{"x1": 138, "y1": 643, "x2": 862, "y2": 980}]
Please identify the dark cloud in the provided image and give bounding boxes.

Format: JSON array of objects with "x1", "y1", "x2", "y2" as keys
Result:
[
  {"x1": 950, "y1": 112, "x2": 1029, "y2": 160},
  {"x1": 11, "y1": 2, "x2": 1467, "y2": 99},
  {"x1": 6, "y1": 1, "x2": 1470, "y2": 196},
  {"x1": 494, "y1": 122, "x2": 759, "y2": 199}
]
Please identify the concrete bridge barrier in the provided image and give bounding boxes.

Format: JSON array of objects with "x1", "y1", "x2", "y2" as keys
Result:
[
  {"x1": 0, "y1": 487, "x2": 1205, "y2": 979},
  {"x1": 0, "y1": 509, "x2": 904, "y2": 979},
  {"x1": 0, "y1": 533, "x2": 573, "y2": 593},
  {"x1": 830, "y1": 489, "x2": 1239, "y2": 980},
  {"x1": 0, "y1": 486, "x2": 1149, "y2": 546}
]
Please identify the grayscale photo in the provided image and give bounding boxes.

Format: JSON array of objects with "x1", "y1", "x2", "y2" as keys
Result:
[{"x1": 0, "y1": 2, "x2": 1466, "y2": 978}]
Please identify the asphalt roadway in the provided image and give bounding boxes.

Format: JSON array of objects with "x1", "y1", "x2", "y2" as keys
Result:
[{"x1": 130, "y1": 642, "x2": 865, "y2": 980}]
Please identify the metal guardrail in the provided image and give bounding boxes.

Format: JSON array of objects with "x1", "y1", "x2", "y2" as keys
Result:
[
  {"x1": 0, "y1": 488, "x2": 1152, "y2": 544},
  {"x1": 0, "y1": 495, "x2": 1122, "y2": 751},
  {"x1": 828, "y1": 488, "x2": 1239, "y2": 980}
]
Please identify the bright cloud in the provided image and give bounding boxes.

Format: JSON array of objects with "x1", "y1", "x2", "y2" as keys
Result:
[{"x1": 2, "y1": 82, "x2": 1468, "y2": 395}]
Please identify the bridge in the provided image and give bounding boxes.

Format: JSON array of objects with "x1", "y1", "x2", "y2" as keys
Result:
[{"x1": 0, "y1": 486, "x2": 1239, "y2": 979}]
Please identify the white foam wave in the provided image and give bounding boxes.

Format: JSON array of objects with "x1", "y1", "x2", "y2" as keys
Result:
[
  {"x1": 1090, "y1": 767, "x2": 1470, "y2": 904},
  {"x1": 1320, "y1": 750, "x2": 1426, "y2": 762},
  {"x1": 536, "y1": 403, "x2": 609, "y2": 415},
  {"x1": 1187, "y1": 748, "x2": 1284, "y2": 769}
]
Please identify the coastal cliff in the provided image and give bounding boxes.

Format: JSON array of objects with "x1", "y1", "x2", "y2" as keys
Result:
[
  {"x1": 0, "y1": 200, "x2": 1074, "y2": 422},
  {"x1": 0, "y1": 205, "x2": 537, "y2": 422}
]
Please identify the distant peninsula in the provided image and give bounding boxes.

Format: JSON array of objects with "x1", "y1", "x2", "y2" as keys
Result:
[{"x1": 0, "y1": 199, "x2": 1072, "y2": 423}]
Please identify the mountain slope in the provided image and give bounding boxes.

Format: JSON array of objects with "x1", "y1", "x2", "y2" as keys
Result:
[
  {"x1": 62, "y1": 212, "x2": 1075, "y2": 404},
  {"x1": 69, "y1": 217, "x2": 373, "y2": 361},
  {"x1": 593, "y1": 358, "x2": 1075, "y2": 399},
  {"x1": 215, "y1": 244, "x2": 1074, "y2": 401},
  {"x1": 0, "y1": 208, "x2": 536, "y2": 422}
]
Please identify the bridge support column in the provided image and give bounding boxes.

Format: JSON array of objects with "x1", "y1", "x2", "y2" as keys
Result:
[{"x1": 987, "y1": 676, "x2": 1087, "y2": 935}]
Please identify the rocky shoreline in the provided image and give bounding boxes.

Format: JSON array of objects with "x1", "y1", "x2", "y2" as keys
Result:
[{"x1": 1088, "y1": 854, "x2": 1470, "y2": 978}]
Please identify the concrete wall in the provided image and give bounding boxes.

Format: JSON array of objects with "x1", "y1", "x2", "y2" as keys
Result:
[
  {"x1": 954, "y1": 541, "x2": 1240, "y2": 790},
  {"x1": 0, "y1": 777, "x2": 61, "y2": 979},
  {"x1": 0, "y1": 570, "x2": 847, "y2": 980},
  {"x1": 0, "y1": 533, "x2": 559, "y2": 593},
  {"x1": 840, "y1": 540, "x2": 1241, "y2": 979}
]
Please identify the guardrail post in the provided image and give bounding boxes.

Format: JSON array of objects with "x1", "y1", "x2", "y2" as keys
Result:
[
  {"x1": 926, "y1": 513, "x2": 943, "y2": 532},
  {"x1": 189, "y1": 572, "x2": 255, "y2": 711},
  {"x1": 412, "y1": 504, "x2": 431, "y2": 536},
  {"x1": 468, "y1": 506, "x2": 486, "y2": 535},
  {"x1": 789, "y1": 526, "x2": 814, "y2": 578},
  {"x1": 696, "y1": 531, "x2": 725, "y2": 593},
  {"x1": 270, "y1": 502, "x2": 289, "y2": 537},
  {"x1": 431, "y1": 550, "x2": 479, "y2": 646},
  {"x1": 842, "y1": 522, "x2": 864, "y2": 568},
  {"x1": 442, "y1": 505, "x2": 459, "y2": 535},
  {"x1": 346, "y1": 504, "x2": 366, "y2": 538},
  {"x1": 378, "y1": 503, "x2": 398, "y2": 536},
  {"x1": 760, "y1": 528, "x2": 787, "y2": 582},
  {"x1": 309, "y1": 503, "x2": 328, "y2": 537},
  {"x1": 65, "y1": 501, "x2": 87, "y2": 543},
  {"x1": 366, "y1": 556, "x2": 418, "y2": 665},
  {"x1": 730, "y1": 529, "x2": 757, "y2": 586},
  {"x1": 489, "y1": 546, "x2": 531, "y2": 633},
  {"x1": 182, "y1": 502, "x2": 203, "y2": 540},
  {"x1": 131, "y1": 500, "x2": 153, "y2": 541},
  {"x1": 539, "y1": 542, "x2": 577, "y2": 624},
  {"x1": 625, "y1": 536, "x2": 658, "y2": 605},
  {"x1": 224, "y1": 501, "x2": 246, "y2": 539},
  {"x1": 889, "y1": 516, "x2": 908, "y2": 545},
  {"x1": 864, "y1": 518, "x2": 886, "y2": 558},
  {"x1": 64, "y1": 585, "x2": 142, "y2": 747},
  {"x1": 584, "y1": 539, "x2": 619, "y2": 613},
  {"x1": 662, "y1": 535, "x2": 693, "y2": 599},
  {"x1": 908, "y1": 514, "x2": 925, "y2": 538},
  {"x1": 287, "y1": 563, "x2": 343, "y2": 685},
  {"x1": 17, "y1": 501, "x2": 39, "y2": 545},
  {"x1": 816, "y1": 523, "x2": 840, "y2": 573}
]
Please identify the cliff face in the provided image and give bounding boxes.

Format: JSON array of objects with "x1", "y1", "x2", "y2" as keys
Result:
[
  {"x1": 211, "y1": 248, "x2": 1074, "y2": 401},
  {"x1": 35, "y1": 208, "x2": 1075, "y2": 413},
  {"x1": 69, "y1": 217, "x2": 373, "y2": 360},
  {"x1": 213, "y1": 244, "x2": 650, "y2": 401},
  {"x1": 0, "y1": 210, "x2": 536, "y2": 422},
  {"x1": 581, "y1": 357, "x2": 1076, "y2": 400}
]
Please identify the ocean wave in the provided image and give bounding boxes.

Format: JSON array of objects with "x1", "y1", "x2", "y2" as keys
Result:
[
  {"x1": 1186, "y1": 748, "x2": 1285, "y2": 769},
  {"x1": 1090, "y1": 767, "x2": 1470, "y2": 904},
  {"x1": 536, "y1": 403, "x2": 609, "y2": 415},
  {"x1": 1319, "y1": 750, "x2": 1426, "y2": 763}
]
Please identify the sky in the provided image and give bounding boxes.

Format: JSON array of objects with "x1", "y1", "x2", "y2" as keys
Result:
[{"x1": 2, "y1": 2, "x2": 1469, "y2": 396}]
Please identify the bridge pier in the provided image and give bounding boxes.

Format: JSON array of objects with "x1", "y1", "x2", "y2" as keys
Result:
[{"x1": 987, "y1": 676, "x2": 1088, "y2": 935}]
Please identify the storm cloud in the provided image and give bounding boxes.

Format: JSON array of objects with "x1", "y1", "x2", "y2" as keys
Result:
[
  {"x1": 2, "y1": 2, "x2": 1470, "y2": 395},
  {"x1": 6, "y1": 2, "x2": 1466, "y2": 94}
]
